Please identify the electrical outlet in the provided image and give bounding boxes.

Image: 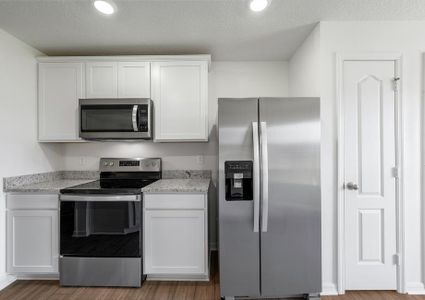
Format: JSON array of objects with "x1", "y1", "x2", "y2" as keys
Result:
[
  {"x1": 196, "y1": 155, "x2": 204, "y2": 166},
  {"x1": 79, "y1": 157, "x2": 87, "y2": 166}
]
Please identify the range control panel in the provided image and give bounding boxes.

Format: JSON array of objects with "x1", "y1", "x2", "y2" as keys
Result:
[
  {"x1": 225, "y1": 161, "x2": 253, "y2": 201},
  {"x1": 100, "y1": 158, "x2": 161, "y2": 172}
]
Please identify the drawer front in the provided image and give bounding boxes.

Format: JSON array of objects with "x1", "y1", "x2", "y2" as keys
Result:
[
  {"x1": 6, "y1": 194, "x2": 58, "y2": 210},
  {"x1": 144, "y1": 193, "x2": 205, "y2": 210}
]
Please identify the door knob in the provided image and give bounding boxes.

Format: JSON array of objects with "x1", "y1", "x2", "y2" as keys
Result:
[{"x1": 346, "y1": 182, "x2": 359, "y2": 190}]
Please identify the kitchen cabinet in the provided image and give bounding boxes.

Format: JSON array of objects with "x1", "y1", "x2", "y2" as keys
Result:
[
  {"x1": 143, "y1": 193, "x2": 209, "y2": 280},
  {"x1": 151, "y1": 61, "x2": 208, "y2": 142},
  {"x1": 37, "y1": 55, "x2": 210, "y2": 142},
  {"x1": 6, "y1": 194, "x2": 59, "y2": 275},
  {"x1": 86, "y1": 62, "x2": 118, "y2": 98},
  {"x1": 86, "y1": 61, "x2": 150, "y2": 98},
  {"x1": 38, "y1": 62, "x2": 84, "y2": 141},
  {"x1": 118, "y1": 62, "x2": 150, "y2": 98}
]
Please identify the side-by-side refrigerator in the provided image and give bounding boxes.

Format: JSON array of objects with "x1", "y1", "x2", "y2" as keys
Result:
[{"x1": 218, "y1": 98, "x2": 321, "y2": 299}]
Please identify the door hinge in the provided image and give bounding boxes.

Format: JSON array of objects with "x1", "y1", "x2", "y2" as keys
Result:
[
  {"x1": 393, "y1": 77, "x2": 400, "y2": 92},
  {"x1": 392, "y1": 167, "x2": 399, "y2": 179},
  {"x1": 393, "y1": 253, "x2": 400, "y2": 266}
]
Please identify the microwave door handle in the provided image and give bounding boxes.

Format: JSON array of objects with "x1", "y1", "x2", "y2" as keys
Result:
[{"x1": 132, "y1": 105, "x2": 139, "y2": 132}]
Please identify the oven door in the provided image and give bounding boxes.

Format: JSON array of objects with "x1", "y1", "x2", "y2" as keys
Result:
[
  {"x1": 79, "y1": 98, "x2": 152, "y2": 140},
  {"x1": 59, "y1": 194, "x2": 142, "y2": 257}
]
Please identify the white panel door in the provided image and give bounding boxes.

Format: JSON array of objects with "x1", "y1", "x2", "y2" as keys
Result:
[
  {"x1": 7, "y1": 210, "x2": 58, "y2": 274},
  {"x1": 151, "y1": 61, "x2": 208, "y2": 141},
  {"x1": 144, "y1": 210, "x2": 205, "y2": 274},
  {"x1": 38, "y1": 62, "x2": 84, "y2": 141},
  {"x1": 86, "y1": 62, "x2": 118, "y2": 98},
  {"x1": 343, "y1": 60, "x2": 397, "y2": 289},
  {"x1": 118, "y1": 62, "x2": 150, "y2": 98}
]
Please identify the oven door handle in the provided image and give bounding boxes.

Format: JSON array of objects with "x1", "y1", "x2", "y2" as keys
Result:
[
  {"x1": 59, "y1": 194, "x2": 141, "y2": 202},
  {"x1": 132, "y1": 105, "x2": 139, "y2": 132}
]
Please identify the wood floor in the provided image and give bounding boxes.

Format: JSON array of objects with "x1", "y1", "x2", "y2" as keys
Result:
[{"x1": 1, "y1": 253, "x2": 424, "y2": 300}]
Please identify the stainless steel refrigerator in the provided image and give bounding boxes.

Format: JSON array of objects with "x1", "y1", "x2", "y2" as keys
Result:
[{"x1": 218, "y1": 98, "x2": 321, "y2": 300}]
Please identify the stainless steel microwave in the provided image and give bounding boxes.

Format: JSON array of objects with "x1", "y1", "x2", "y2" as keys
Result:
[{"x1": 79, "y1": 98, "x2": 152, "y2": 140}]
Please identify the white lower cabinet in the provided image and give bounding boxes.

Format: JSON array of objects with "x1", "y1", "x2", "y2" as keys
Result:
[
  {"x1": 144, "y1": 193, "x2": 209, "y2": 280},
  {"x1": 6, "y1": 194, "x2": 59, "y2": 275}
]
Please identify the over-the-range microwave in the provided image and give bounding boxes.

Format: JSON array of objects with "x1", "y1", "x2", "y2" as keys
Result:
[{"x1": 79, "y1": 98, "x2": 153, "y2": 140}]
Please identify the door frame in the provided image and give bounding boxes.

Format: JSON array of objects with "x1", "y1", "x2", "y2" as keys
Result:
[{"x1": 336, "y1": 52, "x2": 404, "y2": 294}]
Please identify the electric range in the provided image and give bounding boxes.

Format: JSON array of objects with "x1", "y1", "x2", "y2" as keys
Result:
[{"x1": 59, "y1": 158, "x2": 161, "y2": 287}]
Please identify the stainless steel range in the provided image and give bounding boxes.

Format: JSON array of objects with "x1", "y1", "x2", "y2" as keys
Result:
[{"x1": 59, "y1": 158, "x2": 161, "y2": 287}]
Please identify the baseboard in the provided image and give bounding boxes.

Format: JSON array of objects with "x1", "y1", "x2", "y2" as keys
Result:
[
  {"x1": 406, "y1": 282, "x2": 425, "y2": 294},
  {"x1": 0, "y1": 275, "x2": 16, "y2": 291},
  {"x1": 321, "y1": 282, "x2": 339, "y2": 295}
]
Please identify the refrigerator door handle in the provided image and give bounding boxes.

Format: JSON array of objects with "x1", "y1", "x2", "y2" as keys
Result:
[
  {"x1": 260, "y1": 121, "x2": 269, "y2": 232},
  {"x1": 252, "y1": 122, "x2": 260, "y2": 233}
]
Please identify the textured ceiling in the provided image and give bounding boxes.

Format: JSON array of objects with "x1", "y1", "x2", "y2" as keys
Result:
[{"x1": 0, "y1": 0, "x2": 425, "y2": 60}]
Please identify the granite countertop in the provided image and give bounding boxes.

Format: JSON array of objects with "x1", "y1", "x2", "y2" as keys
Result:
[
  {"x1": 142, "y1": 179, "x2": 210, "y2": 193},
  {"x1": 3, "y1": 170, "x2": 211, "y2": 194},
  {"x1": 3, "y1": 171, "x2": 99, "y2": 193},
  {"x1": 5, "y1": 179, "x2": 95, "y2": 193}
]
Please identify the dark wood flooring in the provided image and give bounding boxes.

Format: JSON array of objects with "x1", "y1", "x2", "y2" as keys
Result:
[{"x1": 1, "y1": 252, "x2": 424, "y2": 300}]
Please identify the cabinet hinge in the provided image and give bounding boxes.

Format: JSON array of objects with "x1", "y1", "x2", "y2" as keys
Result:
[
  {"x1": 392, "y1": 167, "x2": 399, "y2": 179},
  {"x1": 393, "y1": 253, "x2": 400, "y2": 266},
  {"x1": 393, "y1": 77, "x2": 400, "y2": 92}
]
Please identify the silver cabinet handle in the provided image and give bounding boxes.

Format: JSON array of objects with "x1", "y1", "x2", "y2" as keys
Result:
[
  {"x1": 252, "y1": 122, "x2": 260, "y2": 233},
  {"x1": 132, "y1": 105, "x2": 139, "y2": 132},
  {"x1": 346, "y1": 182, "x2": 359, "y2": 190},
  {"x1": 260, "y1": 121, "x2": 269, "y2": 233}
]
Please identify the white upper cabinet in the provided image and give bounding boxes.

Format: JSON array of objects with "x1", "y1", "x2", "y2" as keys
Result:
[
  {"x1": 118, "y1": 62, "x2": 150, "y2": 98},
  {"x1": 151, "y1": 61, "x2": 208, "y2": 142},
  {"x1": 86, "y1": 62, "x2": 118, "y2": 98},
  {"x1": 37, "y1": 55, "x2": 210, "y2": 142},
  {"x1": 38, "y1": 62, "x2": 84, "y2": 141}
]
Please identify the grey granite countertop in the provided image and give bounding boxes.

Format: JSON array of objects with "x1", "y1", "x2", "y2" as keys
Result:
[
  {"x1": 142, "y1": 179, "x2": 210, "y2": 193},
  {"x1": 3, "y1": 169, "x2": 211, "y2": 194},
  {"x1": 3, "y1": 171, "x2": 99, "y2": 193},
  {"x1": 4, "y1": 179, "x2": 95, "y2": 193}
]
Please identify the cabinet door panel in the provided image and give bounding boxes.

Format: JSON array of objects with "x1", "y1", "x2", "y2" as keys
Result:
[
  {"x1": 86, "y1": 62, "x2": 118, "y2": 98},
  {"x1": 38, "y1": 63, "x2": 84, "y2": 141},
  {"x1": 7, "y1": 210, "x2": 58, "y2": 274},
  {"x1": 144, "y1": 210, "x2": 205, "y2": 274},
  {"x1": 118, "y1": 62, "x2": 150, "y2": 98},
  {"x1": 151, "y1": 61, "x2": 208, "y2": 141}
]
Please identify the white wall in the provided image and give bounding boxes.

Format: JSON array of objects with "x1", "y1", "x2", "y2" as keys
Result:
[
  {"x1": 60, "y1": 61, "x2": 289, "y2": 249},
  {"x1": 289, "y1": 24, "x2": 321, "y2": 97},
  {"x1": 318, "y1": 21, "x2": 425, "y2": 294},
  {"x1": 0, "y1": 29, "x2": 63, "y2": 285}
]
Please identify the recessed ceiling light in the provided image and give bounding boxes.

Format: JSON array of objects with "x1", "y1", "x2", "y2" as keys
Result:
[
  {"x1": 249, "y1": 0, "x2": 269, "y2": 12},
  {"x1": 93, "y1": 0, "x2": 116, "y2": 15}
]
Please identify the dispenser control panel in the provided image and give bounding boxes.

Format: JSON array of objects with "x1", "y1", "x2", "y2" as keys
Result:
[{"x1": 225, "y1": 161, "x2": 253, "y2": 201}]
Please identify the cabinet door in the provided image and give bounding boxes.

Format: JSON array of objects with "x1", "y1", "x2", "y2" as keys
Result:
[
  {"x1": 7, "y1": 210, "x2": 58, "y2": 274},
  {"x1": 118, "y1": 62, "x2": 150, "y2": 98},
  {"x1": 86, "y1": 62, "x2": 118, "y2": 98},
  {"x1": 151, "y1": 61, "x2": 208, "y2": 141},
  {"x1": 38, "y1": 63, "x2": 84, "y2": 141},
  {"x1": 144, "y1": 210, "x2": 205, "y2": 274}
]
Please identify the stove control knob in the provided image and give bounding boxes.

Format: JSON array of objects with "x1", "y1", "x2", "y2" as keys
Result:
[
  {"x1": 104, "y1": 162, "x2": 109, "y2": 166},
  {"x1": 109, "y1": 162, "x2": 114, "y2": 166}
]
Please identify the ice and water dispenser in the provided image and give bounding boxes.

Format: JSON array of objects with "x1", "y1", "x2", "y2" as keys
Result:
[{"x1": 225, "y1": 161, "x2": 253, "y2": 201}]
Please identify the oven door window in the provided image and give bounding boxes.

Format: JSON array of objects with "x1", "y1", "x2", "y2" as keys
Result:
[
  {"x1": 60, "y1": 201, "x2": 141, "y2": 257},
  {"x1": 81, "y1": 105, "x2": 134, "y2": 132}
]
